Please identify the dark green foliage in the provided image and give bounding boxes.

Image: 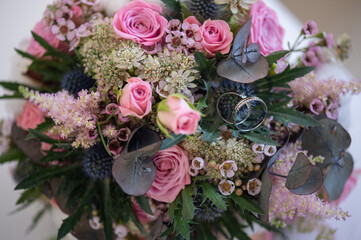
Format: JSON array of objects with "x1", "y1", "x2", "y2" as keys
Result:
[
  {"x1": 160, "y1": 134, "x2": 186, "y2": 150},
  {"x1": 15, "y1": 163, "x2": 80, "y2": 190},
  {"x1": 15, "y1": 31, "x2": 77, "y2": 83},
  {"x1": 102, "y1": 178, "x2": 113, "y2": 240},
  {"x1": 135, "y1": 195, "x2": 153, "y2": 216},
  {"x1": 266, "y1": 50, "x2": 290, "y2": 66},
  {"x1": 200, "y1": 182, "x2": 227, "y2": 210},
  {"x1": 0, "y1": 148, "x2": 26, "y2": 164}
]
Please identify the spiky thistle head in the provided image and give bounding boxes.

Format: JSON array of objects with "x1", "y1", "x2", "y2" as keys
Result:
[
  {"x1": 61, "y1": 68, "x2": 96, "y2": 96},
  {"x1": 83, "y1": 143, "x2": 113, "y2": 180},
  {"x1": 186, "y1": 0, "x2": 220, "y2": 20}
]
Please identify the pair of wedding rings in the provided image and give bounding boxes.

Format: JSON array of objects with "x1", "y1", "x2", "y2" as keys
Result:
[{"x1": 216, "y1": 92, "x2": 267, "y2": 131}]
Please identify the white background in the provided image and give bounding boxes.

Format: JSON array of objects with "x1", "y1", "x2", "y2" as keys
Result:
[{"x1": 0, "y1": 0, "x2": 360, "y2": 239}]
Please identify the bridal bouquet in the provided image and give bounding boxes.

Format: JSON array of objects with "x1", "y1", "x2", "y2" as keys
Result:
[{"x1": 1, "y1": 0, "x2": 360, "y2": 239}]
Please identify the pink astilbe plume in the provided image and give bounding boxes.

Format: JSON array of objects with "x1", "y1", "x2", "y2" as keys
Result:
[
  {"x1": 23, "y1": 89, "x2": 101, "y2": 148},
  {"x1": 289, "y1": 73, "x2": 361, "y2": 110},
  {"x1": 268, "y1": 142, "x2": 350, "y2": 227}
]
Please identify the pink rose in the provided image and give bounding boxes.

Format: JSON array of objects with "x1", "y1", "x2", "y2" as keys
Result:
[
  {"x1": 147, "y1": 145, "x2": 191, "y2": 203},
  {"x1": 16, "y1": 101, "x2": 45, "y2": 131},
  {"x1": 119, "y1": 77, "x2": 152, "y2": 119},
  {"x1": 200, "y1": 19, "x2": 233, "y2": 58},
  {"x1": 27, "y1": 20, "x2": 60, "y2": 57},
  {"x1": 250, "y1": 0, "x2": 284, "y2": 56},
  {"x1": 157, "y1": 96, "x2": 201, "y2": 135},
  {"x1": 113, "y1": 0, "x2": 168, "y2": 46}
]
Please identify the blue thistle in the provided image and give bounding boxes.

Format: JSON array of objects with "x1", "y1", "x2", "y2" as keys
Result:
[
  {"x1": 61, "y1": 68, "x2": 96, "y2": 95},
  {"x1": 187, "y1": 0, "x2": 219, "y2": 20},
  {"x1": 83, "y1": 144, "x2": 113, "y2": 180}
]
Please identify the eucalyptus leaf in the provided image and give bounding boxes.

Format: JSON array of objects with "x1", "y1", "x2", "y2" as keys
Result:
[
  {"x1": 217, "y1": 18, "x2": 269, "y2": 83},
  {"x1": 112, "y1": 126, "x2": 162, "y2": 196},
  {"x1": 148, "y1": 216, "x2": 164, "y2": 240},
  {"x1": 258, "y1": 170, "x2": 272, "y2": 222},
  {"x1": 302, "y1": 118, "x2": 353, "y2": 201},
  {"x1": 323, "y1": 152, "x2": 353, "y2": 201},
  {"x1": 11, "y1": 124, "x2": 43, "y2": 162},
  {"x1": 285, "y1": 153, "x2": 324, "y2": 195}
]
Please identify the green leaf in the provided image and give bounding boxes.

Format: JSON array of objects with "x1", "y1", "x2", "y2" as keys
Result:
[
  {"x1": 35, "y1": 118, "x2": 55, "y2": 132},
  {"x1": 27, "y1": 204, "x2": 51, "y2": 232},
  {"x1": 0, "y1": 148, "x2": 26, "y2": 164},
  {"x1": 57, "y1": 183, "x2": 95, "y2": 240},
  {"x1": 57, "y1": 206, "x2": 84, "y2": 240},
  {"x1": 174, "y1": 210, "x2": 190, "y2": 240},
  {"x1": 266, "y1": 50, "x2": 289, "y2": 65},
  {"x1": 230, "y1": 194, "x2": 263, "y2": 214},
  {"x1": 268, "y1": 108, "x2": 320, "y2": 126},
  {"x1": 255, "y1": 66, "x2": 314, "y2": 90},
  {"x1": 16, "y1": 187, "x2": 42, "y2": 205},
  {"x1": 26, "y1": 128, "x2": 60, "y2": 143},
  {"x1": 15, "y1": 48, "x2": 37, "y2": 61},
  {"x1": 135, "y1": 195, "x2": 153, "y2": 216},
  {"x1": 181, "y1": 186, "x2": 196, "y2": 219},
  {"x1": 200, "y1": 182, "x2": 227, "y2": 210},
  {"x1": 168, "y1": 195, "x2": 180, "y2": 223},
  {"x1": 239, "y1": 132, "x2": 280, "y2": 146},
  {"x1": 103, "y1": 178, "x2": 113, "y2": 240},
  {"x1": 15, "y1": 164, "x2": 79, "y2": 190},
  {"x1": 159, "y1": 226, "x2": 174, "y2": 238},
  {"x1": 160, "y1": 134, "x2": 186, "y2": 150},
  {"x1": 161, "y1": 0, "x2": 181, "y2": 12},
  {"x1": 194, "y1": 51, "x2": 209, "y2": 68},
  {"x1": 0, "y1": 93, "x2": 24, "y2": 99},
  {"x1": 0, "y1": 81, "x2": 37, "y2": 93},
  {"x1": 31, "y1": 31, "x2": 75, "y2": 64}
]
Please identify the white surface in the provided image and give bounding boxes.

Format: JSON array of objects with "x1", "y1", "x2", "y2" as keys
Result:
[{"x1": 0, "y1": 0, "x2": 360, "y2": 240}]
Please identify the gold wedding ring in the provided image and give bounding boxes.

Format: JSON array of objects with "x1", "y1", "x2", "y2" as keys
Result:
[{"x1": 217, "y1": 92, "x2": 267, "y2": 132}]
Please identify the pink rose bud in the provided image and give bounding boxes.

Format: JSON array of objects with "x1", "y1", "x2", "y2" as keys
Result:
[
  {"x1": 250, "y1": 0, "x2": 284, "y2": 56},
  {"x1": 200, "y1": 19, "x2": 233, "y2": 58},
  {"x1": 147, "y1": 145, "x2": 191, "y2": 203},
  {"x1": 113, "y1": 0, "x2": 168, "y2": 46},
  {"x1": 16, "y1": 101, "x2": 45, "y2": 131},
  {"x1": 157, "y1": 95, "x2": 201, "y2": 135},
  {"x1": 119, "y1": 77, "x2": 153, "y2": 119}
]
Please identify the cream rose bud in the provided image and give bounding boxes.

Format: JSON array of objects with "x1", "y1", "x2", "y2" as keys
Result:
[
  {"x1": 157, "y1": 95, "x2": 201, "y2": 135},
  {"x1": 119, "y1": 77, "x2": 152, "y2": 119}
]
